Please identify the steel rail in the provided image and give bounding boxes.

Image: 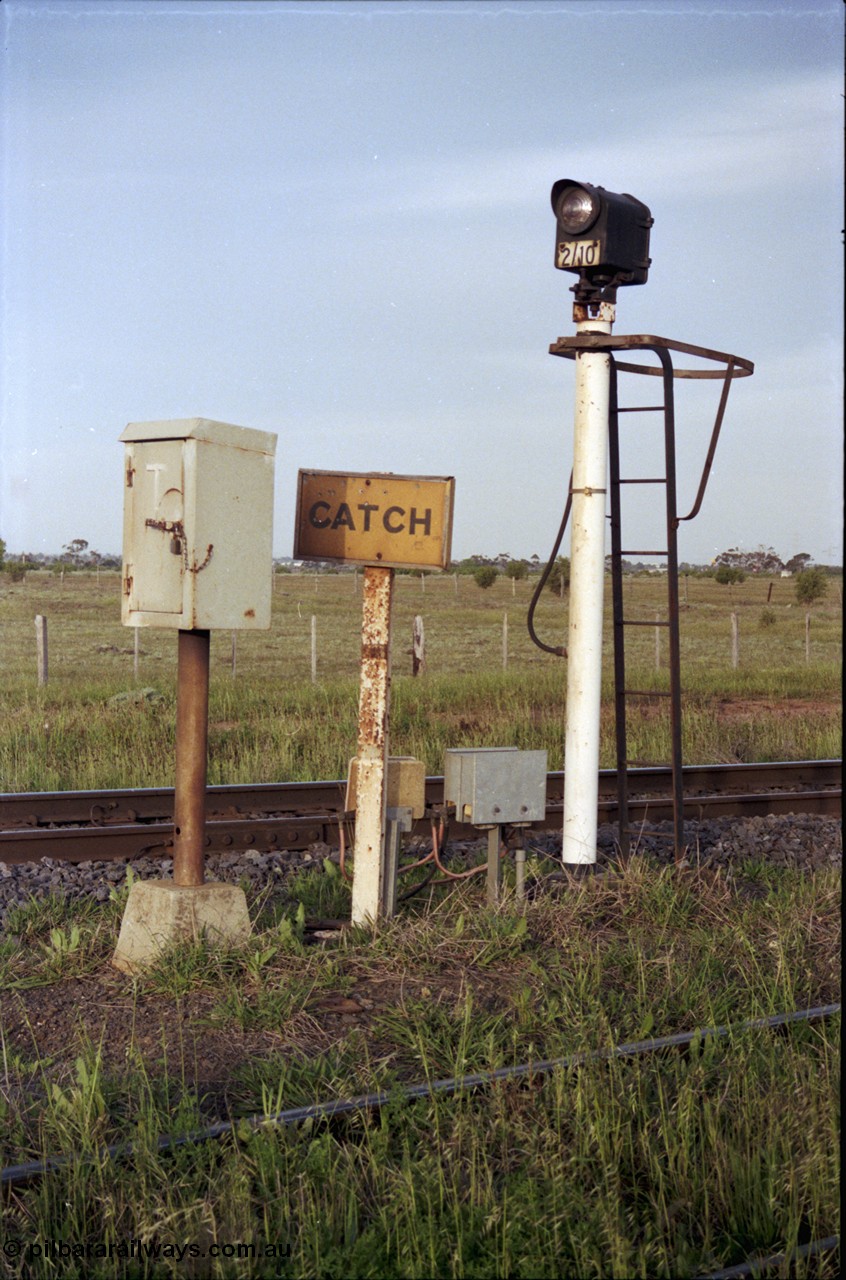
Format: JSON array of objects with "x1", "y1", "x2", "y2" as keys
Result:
[
  {"x1": 0, "y1": 761, "x2": 840, "y2": 865},
  {"x1": 2, "y1": 1002, "x2": 838, "y2": 1192}
]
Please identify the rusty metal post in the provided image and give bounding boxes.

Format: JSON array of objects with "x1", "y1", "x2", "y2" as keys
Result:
[
  {"x1": 173, "y1": 628, "x2": 210, "y2": 887},
  {"x1": 351, "y1": 567, "x2": 395, "y2": 925},
  {"x1": 486, "y1": 825, "x2": 502, "y2": 906}
]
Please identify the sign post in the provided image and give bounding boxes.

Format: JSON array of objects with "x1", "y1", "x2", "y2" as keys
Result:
[
  {"x1": 295, "y1": 470, "x2": 454, "y2": 923},
  {"x1": 351, "y1": 565, "x2": 394, "y2": 924}
]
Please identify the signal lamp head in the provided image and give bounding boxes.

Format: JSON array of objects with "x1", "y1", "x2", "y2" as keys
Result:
[{"x1": 550, "y1": 178, "x2": 653, "y2": 300}]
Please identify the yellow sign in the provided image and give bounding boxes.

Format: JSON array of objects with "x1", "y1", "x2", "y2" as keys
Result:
[{"x1": 294, "y1": 470, "x2": 455, "y2": 570}]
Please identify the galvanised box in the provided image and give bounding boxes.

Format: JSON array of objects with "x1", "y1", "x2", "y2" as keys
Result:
[
  {"x1": 120, "y1": 418, "x2": 277, "y2": 630},
  {"x1": 444, "y1": 748, "x2": 548, "y2": 826}
]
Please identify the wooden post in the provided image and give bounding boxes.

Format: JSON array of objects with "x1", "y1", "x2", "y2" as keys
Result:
[
  {"x1": 173, "y1": 629, "x2": 210, "y2": 887},
  {"x1": 35, "y1": 615, "x2": 48, "y2": 686},
  {"x1": 805, "y1": 611, "x2": 811, "y2": 665},
  {"x1": 412, "y1": 615, "x2": 425, "y2": 676},
  {"x1": 767, "y1": 581, "x2": 774, "y2": 604},
  {"x1": 351, "y1": 566, "x2": 395, "y2": 925},
  {"x1": 731, "y1": 612, "x2": 739, "y2": 669},
  {"x1": 311, "y1": 615, "x2": 317, "y2": 684}
]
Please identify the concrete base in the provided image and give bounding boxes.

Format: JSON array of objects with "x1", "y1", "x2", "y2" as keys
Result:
[{"x1": 112, "y1": 880, "x2": 251, "y2": 974}]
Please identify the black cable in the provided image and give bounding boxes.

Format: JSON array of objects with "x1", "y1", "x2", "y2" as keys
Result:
[
  {"x1": 526, "y1": 469, "x2": 572, "y2": 657},
  {"x1": 695, "y1": 1234, "x2": 839, "y2": 1279},
  {"x1": 3, "y1": 1002, "x2": 838, "y2": 1189}
]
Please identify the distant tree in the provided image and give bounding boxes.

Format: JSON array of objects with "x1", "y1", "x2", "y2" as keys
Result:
[
  {"x1": 785, "y1": 552, "x2": 812, "y2": 575},
  {"x1": 795, "y1": 566, "x2": 828, "y2": 607},
  {"x1": 714, "y1": 565, "x2": 746, "y2": 586},
  {"x1": 714, "y1": 545, "x2": 784, "y2": 575},
  {"x1": 505, "y1": 560, "x2": 528, "y2": 581},
  {"x1": 473, "y1": 566, "x2": 498, "y2": 590},
  {"x1": 0, "y1": 537, "x2": 6, "y2": 571},
  {"x1": 62, "y1": 538, "x2": 89, "y2": 566},
  {"x1": 546, "y1": 556, "x2": 571, "y2": 596}
]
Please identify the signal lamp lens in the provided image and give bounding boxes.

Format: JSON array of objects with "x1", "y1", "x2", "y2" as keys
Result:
[{"x1": 557, "y1": 185, "x2": 598, "y2": 233}]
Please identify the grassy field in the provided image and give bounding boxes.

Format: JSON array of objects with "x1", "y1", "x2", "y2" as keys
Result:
[
  {"x1": 0, "y1": 857, "x2": 840, "y2": 1279},
  {"x1": 0, "y1": 568, "x2": 841, "y2": 790},
  {"x1": 0, "y1": 567, "x2": 841, "y2": 1277}
]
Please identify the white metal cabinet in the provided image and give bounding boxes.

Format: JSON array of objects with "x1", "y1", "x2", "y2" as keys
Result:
[{"x1": 121, "y1": 418, "x2": 277, "y2": 630}]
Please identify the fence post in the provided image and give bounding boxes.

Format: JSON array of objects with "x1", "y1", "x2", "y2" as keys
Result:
[
  {"x1": 805, "y1": 611, "x2": 811, "y2": 665},
  {"x1": 311, "y1": 615, "x2": 317, "y2": 684},
  {"x1": 731, "y1": 612, "x2": 739, "y2": 669},
  {"x1": 412, "y1": 615, "x2": 425, "y2": 676},
  {"x1": 35, "y1": 615, "x2": 48, "y2": 686}
]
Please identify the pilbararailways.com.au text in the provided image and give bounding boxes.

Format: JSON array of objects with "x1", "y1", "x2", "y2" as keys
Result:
[{"x1": 3, "y1": 1237, "x2": 292, "y2": 1264}]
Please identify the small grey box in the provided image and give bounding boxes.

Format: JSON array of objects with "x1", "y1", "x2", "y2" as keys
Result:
[{"x1": 444, "y1": 748, "x2": 547, "y2": 826}]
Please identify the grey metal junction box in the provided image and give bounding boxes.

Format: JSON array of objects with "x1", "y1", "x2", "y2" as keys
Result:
[
  {"x1": 444, "y1": 748, "x2": 548, "y2": 826},
  {"x1": 120, "y1": 418, "x2": 277, "y2": 630}
]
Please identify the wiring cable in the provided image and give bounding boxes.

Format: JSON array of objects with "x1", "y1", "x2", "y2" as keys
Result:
[
  {"x1": 526, "y1": 468, "x2": 573, "y2": 657},
  {"x1": 3, "y1": 1003, "x2": 838, "y2": 1190}
]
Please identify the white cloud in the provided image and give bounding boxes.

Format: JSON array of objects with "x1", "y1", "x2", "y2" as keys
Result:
[{"x1": 345, "y1": 68, "x2": 841, "y2": 218}]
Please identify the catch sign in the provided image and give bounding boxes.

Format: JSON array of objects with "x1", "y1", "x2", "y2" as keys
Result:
[{"x1": 294, "y1": 470, "x2": 455, "y2": 570}]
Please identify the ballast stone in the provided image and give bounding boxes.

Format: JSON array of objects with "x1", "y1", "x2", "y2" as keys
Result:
[{"x1": 111, "y1": 879, "x2": 250, "y2": 974}]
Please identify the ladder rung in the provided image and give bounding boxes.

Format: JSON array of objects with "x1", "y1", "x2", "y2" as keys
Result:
[
  {"x1": 621, "y1": 550, "x2": 668, "y2": 557},
  {"x1": 616, "y1": 406, "x2": 666, "y2": 414},
  {"x1": 621, "y1": 619, "x2": 670, "y2": 627}
]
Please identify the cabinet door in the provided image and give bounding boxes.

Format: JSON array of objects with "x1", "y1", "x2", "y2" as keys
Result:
[{"x1": 126, "y1": 442, "x2": 185, "y2": 615}]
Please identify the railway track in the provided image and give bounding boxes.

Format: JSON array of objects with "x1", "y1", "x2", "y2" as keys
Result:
[{"x1": 0, "y1": 760, "x2": 840, "y2": 866}]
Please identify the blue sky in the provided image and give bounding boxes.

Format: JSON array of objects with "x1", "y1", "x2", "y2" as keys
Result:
[{"x1": 2, "y1": 0, "x2": 842, "y2": 566}]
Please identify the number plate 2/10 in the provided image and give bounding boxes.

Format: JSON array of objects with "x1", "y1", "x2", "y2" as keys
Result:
[{"x1": 556, "y1": 239, "x2": 601, "y2": 269}]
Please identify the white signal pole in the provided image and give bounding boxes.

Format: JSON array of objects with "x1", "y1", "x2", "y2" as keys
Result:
[{"x1": 562, "y1": 302, "x2": 614, "y2": 864}]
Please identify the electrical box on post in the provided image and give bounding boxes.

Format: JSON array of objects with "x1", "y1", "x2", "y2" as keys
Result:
[
  {"x1": 120, "y1": 418, "x2": 277, "y2": 630},
  {"x1": 444, "y1": 748, "x2": 548, "y2": 826},
  {"x1": 345, "y1": 756, "x2": 427, "y2": 820}
]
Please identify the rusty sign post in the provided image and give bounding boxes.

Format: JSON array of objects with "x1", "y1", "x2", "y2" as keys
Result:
[
  {"x1": 351, "y1": 566, "x2": 395, "y2": 924},
  {"x1": 295, "y1": 470, "x2": 454, "y2": 924}
]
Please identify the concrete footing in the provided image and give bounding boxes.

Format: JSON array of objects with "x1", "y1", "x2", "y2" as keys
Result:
[{"x1": 112, "y1": 880, "x2": 251, "y2": 974}]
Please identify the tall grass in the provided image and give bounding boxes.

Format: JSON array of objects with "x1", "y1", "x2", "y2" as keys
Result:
[
  {"x1": 1, "y1": 859, "x2": 840, "y2": 1278},
  {"x1": 0, "y1": 570, "x2": 840, "y2": 789}
]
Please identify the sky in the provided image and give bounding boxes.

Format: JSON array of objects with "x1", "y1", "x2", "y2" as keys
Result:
[{"x1": 1, "y1": 0, "x2": 843, "y2": 568}]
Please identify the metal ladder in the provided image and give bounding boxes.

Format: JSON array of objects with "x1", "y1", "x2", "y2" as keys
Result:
[{"x1": 607, "y1": 346, "x2": 684, "y2": 859}]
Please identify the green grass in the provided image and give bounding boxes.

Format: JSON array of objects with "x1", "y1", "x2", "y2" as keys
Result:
[
  {"x1": 0, "y1": 570, "x2": 841, "y2": 788},
  {"x1": 0, "y1": 857, "x2": 840, "y2": 1278},
  {"x1": 0, "y1": 568, "x2": 841, "y2": 1275}
]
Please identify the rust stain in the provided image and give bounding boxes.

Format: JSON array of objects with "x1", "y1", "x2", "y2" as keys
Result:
[{"x1": 243, "y1": 608, "x2": 255, "y2": 618}]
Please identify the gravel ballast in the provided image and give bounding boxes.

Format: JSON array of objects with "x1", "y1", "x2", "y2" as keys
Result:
[{"x1": 0, "y1": 813, "x2": 840, "y2": 930}]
